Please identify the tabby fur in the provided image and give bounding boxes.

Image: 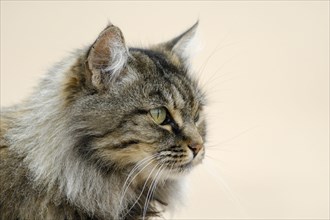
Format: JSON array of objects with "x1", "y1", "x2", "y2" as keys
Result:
[{"x1": 0, "y1": 22, "x2": 206, "y2": 220}]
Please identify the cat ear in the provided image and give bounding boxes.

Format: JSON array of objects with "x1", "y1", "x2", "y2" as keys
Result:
[
  {"x1": 87, "y1": 24, "x2": 129, "y2": 89},
  {"x1": 162, "y1": 21, "x2": 199, "y2": 65}
]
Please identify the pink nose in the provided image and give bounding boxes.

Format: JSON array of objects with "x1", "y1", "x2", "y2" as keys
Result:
[{"x1": 188, "y1": 143, "x2": 203, "y2": 157}]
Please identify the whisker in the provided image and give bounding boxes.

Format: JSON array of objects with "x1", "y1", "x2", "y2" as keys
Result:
[
  {"x1": 203, "y1": 76, "x2": 238, "y2": 97},
  {"x1": 205, "y1": 154, "x2": 224, "y2": 163},
  {"x1": 196, "y1": 34, "x2": 235, "y2": 77},
  {"x1": 142, "y1": 163, "x2": 165, "y2": 220},
  {"x1": 164, "y1": 162, "x2": 175, "y2": 181},
  {"x1": 123, "y1": 163, "x2": 160, "y2": 218},
  {"x1": 120, "y1": 155, "x2": 155, "y2": 196},
  {"x1": 207, "y1": 126, "x2": 259, "y2": 151},
  {"x1": 203, "y1": 159, "x2": 249, "y2": 217},
  {"x1": 206, "y1": 145, "x2": 235, "y2": 152},
  {"x1": 198, "y1": 55, "x2": 237, "y2": 93},
  {"x1": 119, "y1": 154, "x2": 158, "y2": 213}
]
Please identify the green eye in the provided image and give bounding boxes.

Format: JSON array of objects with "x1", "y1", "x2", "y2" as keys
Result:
[{"x1": 150, "y1": 107, "x2": 167, "y2": 125}]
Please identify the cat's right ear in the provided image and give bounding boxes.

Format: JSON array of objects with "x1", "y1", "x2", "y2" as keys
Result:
[{"x1": 86, "y1": 24, "x2": 129, "y2": 90}]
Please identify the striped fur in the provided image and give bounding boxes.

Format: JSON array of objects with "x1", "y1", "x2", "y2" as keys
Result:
[{"x1": 0, "y1": 23, "x2": 206, "y2": 220}]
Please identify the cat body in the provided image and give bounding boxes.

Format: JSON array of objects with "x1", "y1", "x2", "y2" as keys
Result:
[{"x1": 0, "y1": 22, "x2": 206, "y2": 219}]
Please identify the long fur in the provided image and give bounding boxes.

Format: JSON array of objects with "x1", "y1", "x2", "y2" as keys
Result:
[{"x1": 0, "y1": 23, "x2": 206, "y2": 220}]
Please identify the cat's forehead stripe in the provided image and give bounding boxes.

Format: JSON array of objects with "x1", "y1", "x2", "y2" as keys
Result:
[
  {"x1": 170, "y1": 84, "x2": 185, "y2": 109},
  {"x1": 130, "y1": 48, "x2": 180, "y2": 76},
  {"x1": 130, "y1": 47, "x2": 201, "y2": 119},
  {"x1": 140, "y1": 50, "x2": 195, "y2": 98}
]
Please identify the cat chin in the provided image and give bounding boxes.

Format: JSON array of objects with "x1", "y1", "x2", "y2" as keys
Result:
[
  {"x1": 135, "y1": 161, "x2": 198, "y2": 182},
  {"x1": 167, "y1": 154, "x2": 205, "y2": 179},
  {"x1": 160, "y1": 159, "x2": 204, "y2": 180}
]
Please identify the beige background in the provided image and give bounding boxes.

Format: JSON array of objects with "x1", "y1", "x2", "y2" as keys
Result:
[{"x1": 1, "y1": 1, "x2": 329, "y2": 219}]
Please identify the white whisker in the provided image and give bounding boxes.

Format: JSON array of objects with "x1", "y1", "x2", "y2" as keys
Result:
[
  {"x1": 123, "y1": 162, "x2": 160, "y2": 218},
  {"x1": 142, "y1": 163, "x2": 165, "y2": 220},
  {"x1": 203, "y1": 159, "x2": 249, "y2": 217},
  {"x1": 119, "y1": 154, "x2": 158, "y2": 214}
]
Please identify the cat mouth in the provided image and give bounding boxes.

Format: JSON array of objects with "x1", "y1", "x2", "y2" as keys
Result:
[
  {"x1": 165, "y1": 152, "x2": 205, "y2": 174},
  {"x1": 140, "y1": 152, "x2": 205, "y2": 181},
  {"x1": 164, "y1": 161, "x2": 197, "y2": 176},
  {"x1": 153, "y1": 146, "x2": 205, "y2": 177}
]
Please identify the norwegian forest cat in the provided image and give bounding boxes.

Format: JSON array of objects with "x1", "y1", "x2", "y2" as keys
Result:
[{"x1": 0, "y1": 22, "x2": 206, "y2": 219}]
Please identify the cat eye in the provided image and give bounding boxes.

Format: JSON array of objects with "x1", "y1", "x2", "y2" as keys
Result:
[{"x1": 150, "y1": 107, "x2": 167, "y2": 125}]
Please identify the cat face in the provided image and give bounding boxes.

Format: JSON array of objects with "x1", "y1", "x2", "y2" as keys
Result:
[{"x1": 67, "y1": 23, "x2": 206, "y2": 180}]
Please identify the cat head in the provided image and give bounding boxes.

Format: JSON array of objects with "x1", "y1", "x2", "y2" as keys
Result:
[{"x1": 65, "y1": 22, "x2": 206, "y2": 180}]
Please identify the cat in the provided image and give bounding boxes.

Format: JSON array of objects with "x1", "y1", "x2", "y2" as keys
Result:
[{"x1": 0, "y1": 21, "x2": 206, "y2": 220}]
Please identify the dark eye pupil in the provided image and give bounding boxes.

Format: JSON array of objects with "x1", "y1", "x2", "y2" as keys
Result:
[{"x1": 161, "y1": 114, "x2": 171, "y2": 125}]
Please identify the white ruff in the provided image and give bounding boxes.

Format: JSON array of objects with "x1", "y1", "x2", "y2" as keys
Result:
[{"x1": 6, "y1": 54, "x2": 130, "y2": 218}]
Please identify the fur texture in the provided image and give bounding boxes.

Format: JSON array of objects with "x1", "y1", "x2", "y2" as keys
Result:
[{"x1": 0, "y1": 22, "x2": 206, "y2": 220}]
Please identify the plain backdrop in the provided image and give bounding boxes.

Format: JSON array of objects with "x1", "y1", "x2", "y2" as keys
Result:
[{"x1": 1, "y1": 1, "x2": 329, "y2": 219}]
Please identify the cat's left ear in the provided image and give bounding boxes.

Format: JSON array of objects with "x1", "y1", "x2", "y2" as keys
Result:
[
  {"x1": 86, "y1": 24, "x2": 129, "y2": 90},
  {"x1": 161, "y1": 21, "x2": 199, "y2": 65}
]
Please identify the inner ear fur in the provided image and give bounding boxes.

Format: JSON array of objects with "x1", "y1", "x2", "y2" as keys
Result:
[{"x1": 86, "y1": 24, "x2": 129, "y2": 90}]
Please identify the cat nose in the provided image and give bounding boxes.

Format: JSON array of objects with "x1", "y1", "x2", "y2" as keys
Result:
[{"x1": 188, "y1": 142, "x2": 203, "y2": 157}]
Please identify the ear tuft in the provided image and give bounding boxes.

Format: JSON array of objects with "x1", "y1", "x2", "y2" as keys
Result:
[
  {"x1": 162, "y1": 21, "x2": 200, "y2": 65},
  {"x1": 87, "y1": 24, "x2": 129, "y2": 89}
]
